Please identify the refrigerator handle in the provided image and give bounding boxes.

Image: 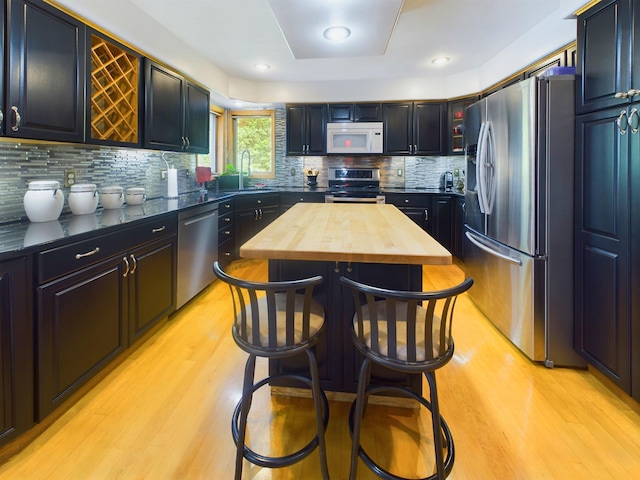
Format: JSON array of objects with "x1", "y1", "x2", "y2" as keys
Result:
[
  {"x1": 476, "y1": 122, "x2": 488, "y2": 213},
  {"x1": 465, "y1": 231, "x2": 523, "y2": 266}
]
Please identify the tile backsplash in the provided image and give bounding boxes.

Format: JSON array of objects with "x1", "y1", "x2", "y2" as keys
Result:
[{"x1": 0, "y1": 106, "x2": 465, "y2": 224}]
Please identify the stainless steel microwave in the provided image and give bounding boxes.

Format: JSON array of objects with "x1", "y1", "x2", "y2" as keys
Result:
[{"x1": 326, "y1": 122, "x2": 383, "y2": 154}]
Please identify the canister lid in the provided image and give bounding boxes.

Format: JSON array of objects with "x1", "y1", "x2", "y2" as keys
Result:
[
  {"x1": 101, "y1": 185, "x2": 123, "y2": 194},
  {"x1": 70, "y1": 183, "x2": 97, "y2": 192},
  {"x1": 28, "y1": 180, "x2": 60, "y2": 190},
  {"x1": 126, "y1": 187, "x2": 145, "y2": 194}
]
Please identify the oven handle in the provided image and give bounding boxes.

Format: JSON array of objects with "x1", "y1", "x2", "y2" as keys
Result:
[{"x1": 325, "y1": 195, "x2": 385, "y2": 204}]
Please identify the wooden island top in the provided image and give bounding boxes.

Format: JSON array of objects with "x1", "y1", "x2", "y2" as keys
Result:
[{"x1": 239, "y1": 203, "x2": 452, "y2": 265}]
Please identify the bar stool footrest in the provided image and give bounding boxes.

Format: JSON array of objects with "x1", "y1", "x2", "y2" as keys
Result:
[
  {"x1": 232, "y1": 372, "x2": 329, "y2": 469},
  {"x1": 349, "y1": 384, "x2": 455, "y2": 480}
]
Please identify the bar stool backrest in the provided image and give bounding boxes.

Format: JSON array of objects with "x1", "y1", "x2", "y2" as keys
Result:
[
  {"x1": 341, "y1": 277, "x2": 473, "y2": 370},
  {"x1": 213, "y1": 262, "x2": 324, "y2": 356}
]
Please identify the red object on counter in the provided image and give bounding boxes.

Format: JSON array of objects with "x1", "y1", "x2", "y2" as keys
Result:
[{"x1": 196, "y1": 166, "x2": 212, "y2": 183}]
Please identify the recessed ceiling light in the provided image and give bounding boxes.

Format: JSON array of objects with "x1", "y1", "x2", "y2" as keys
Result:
[
  {"x1": 253, "y1": 63, "x2": 271, "y2": 71},
  {"x1": 431, "y1": 57, "x2": 450, "y2": 65},
  {"x1": 323, "y1": 26, "x2": 351, "y2": 41}
]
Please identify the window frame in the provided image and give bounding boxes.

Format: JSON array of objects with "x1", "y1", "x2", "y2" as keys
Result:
[{"x1": 228, "y1": 109, "x2": 275, "y2": 179}]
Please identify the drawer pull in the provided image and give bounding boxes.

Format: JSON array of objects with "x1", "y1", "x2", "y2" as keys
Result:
[
  {"x1": 75, "y1": 247, "x2": 100, "y2": 259},
  {"x1": 152, "y1": 226, "x2": 166, "y2": 233},
  {"x1": 11, "y1": 106, "x2": 20, "y2": 132}
]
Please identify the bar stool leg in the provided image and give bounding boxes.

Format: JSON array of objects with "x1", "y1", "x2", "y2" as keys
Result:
[
  {"x1": 426, "y1": 371, "x2": 446, "y2": 480},
  {"x1": 307, "y1": 349, "x2": 330, "y2": 480},
  {"x1": 349, "y1": 357, "x2": 372, "y2": 480},
  {"x1": 235, "y1": 355, "x2": 257, "y2": 480}
]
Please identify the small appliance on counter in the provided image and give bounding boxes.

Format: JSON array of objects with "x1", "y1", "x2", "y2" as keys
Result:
[{"x1": 440, "y1": 171, "x2": 454, "y2": 191}]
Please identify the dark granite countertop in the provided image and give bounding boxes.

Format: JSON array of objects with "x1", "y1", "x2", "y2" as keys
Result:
[{"x1": 0, "y1": 186, "x2": 465, "y2": 259}]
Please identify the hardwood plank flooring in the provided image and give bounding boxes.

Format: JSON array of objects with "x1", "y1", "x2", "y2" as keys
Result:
[{"x1": 1, "y1": 259, "x2": 639, "y2": 479}]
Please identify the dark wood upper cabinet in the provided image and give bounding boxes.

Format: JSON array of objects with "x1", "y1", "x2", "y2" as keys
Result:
[
  {"x1": 328, "y1": 103, "x2": 353, "y2": 122},
  {"x1": 447, "y1": 96, "x2": 477, "y2": 155},
  {"x1": 383, "y1": 102, "x2": 445, "y2": 156},
  {"x1": 144, "y1": 60, "x2": 209, "y2": 153},
  {"x1": 576, "y1": 0, "x2": 635, "y2": 114},
  {"x1": 6, "y1": 0, "x2": 85, "y2": 142},
  {"x1": 286, "y1": 104, "x2": 326, "y2": 155}
]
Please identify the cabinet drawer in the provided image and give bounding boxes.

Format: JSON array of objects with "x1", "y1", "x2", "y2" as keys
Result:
[
  {"x1": 218, "y1": 210, "x2": 233, "y2": 229},
  {"x1": 234, "y1": 193, "x2": 279, "y2": 211},
  {"x1": 38, "y1": 214, "x2": 177, "y2": 284},
  {"x1": 280, "y1": 192, "x2": 325, "y2": 206},
  {"x1": 217, "y1": 198, "x2": 234, "y2": 215},
  {"x1": 38, "y1": 229, "x2": 132, "y2": 284},
  {"x1": 386, "y1": 193, "x2": 431, "y2": 208}
]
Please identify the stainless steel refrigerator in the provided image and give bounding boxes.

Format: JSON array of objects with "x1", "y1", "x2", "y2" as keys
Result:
[{"x1": 464, "y1": 74, "x2": 585, "y2": 367}]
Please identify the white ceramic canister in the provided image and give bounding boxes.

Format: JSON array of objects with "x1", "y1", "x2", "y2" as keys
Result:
[
  {"x1": 126, "y1": 187, "x2": 146, "y2": 205},
  {"x1": 23, "y1": 180, "x2": 64, "y2": 223},
  {"x1": 68, "y1": 183, "x2": 99, "y2": 215},
  {"x1": 101, "y1": 186, "x2": 124, "y2": 209}
]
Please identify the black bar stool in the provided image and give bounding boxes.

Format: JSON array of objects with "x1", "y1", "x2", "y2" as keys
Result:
[
  {"x1": 340, "y1": 275, "x2": 473, "y2": 480},
  {"x1": 213, "y1": 261, "x2": 330, "y2": 480}
]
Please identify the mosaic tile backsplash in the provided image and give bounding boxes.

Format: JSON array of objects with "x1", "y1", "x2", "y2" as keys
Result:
[{"x1": 0, "y1": 106, "x2": 465, "y2": 224}]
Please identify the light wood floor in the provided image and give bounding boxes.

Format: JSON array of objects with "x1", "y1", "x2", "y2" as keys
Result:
[{"x1": 1, "y1": 260, "x2": 639, "y2": 479}]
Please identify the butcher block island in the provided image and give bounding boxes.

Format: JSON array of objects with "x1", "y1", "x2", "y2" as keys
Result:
[
  {"x1": 240, "y1": 203, "x2": 452, "y2": 265},
  {"x1": 240, "y1": 203, "x2": 452, "y2": 397}
]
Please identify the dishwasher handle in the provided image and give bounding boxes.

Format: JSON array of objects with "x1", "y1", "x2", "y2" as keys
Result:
[{"x1": 182, "y1": 211, "x2": 217, "y2": 227}]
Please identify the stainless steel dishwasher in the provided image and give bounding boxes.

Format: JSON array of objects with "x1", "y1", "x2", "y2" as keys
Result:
[{"x1": 176, "y1": 202, "x2": 219, "y2": 309}]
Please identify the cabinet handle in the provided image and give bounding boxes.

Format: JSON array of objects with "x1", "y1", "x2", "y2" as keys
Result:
[
  {"x1": 130, "y1": 254, "x2": 137, "y2": 274},
  {"x1": 11, "y1": 106, "x2": 20, "y2": 132},
  {"x1": 628, "y1": 89, "x2": 640, "y2": 98},
  {"x1": 404, "y1": 199, "x2": 409, "y2": 203},
  {"x1": 123, "y1": 256, "x2": 130, "y2": 277},
  {"x1": 424, "y1": 209, "x2": 429, "y2": 221},
  {"x1": 185, "y1": 137, "x2": 190, "y2": 149},
  {"x1": 617, "y1": 110, "x2": 629, "y2": 135},
  {"x1": 615, "y1": 91, "x2": 629, "y2": 99},
  {"x1": 223, "y1": 229, "x2": 231, "y2": 235},
  {"x1": 224, "y1": 252, "x2": 231, "y2": 256},
  {"x1": 224, "y1": 216, "x2": 231, "y2": 222},
  {"x1": 75, "y1": 247, "x2": 100, "y2": 259},
  {"x1": 334, "y1": 261, "x2": 340, "y2": 273},
  {"x1": 152, "y1": 226, "x2": 166, "y2": 233},
  {"x1": 630, "y1": 108, "x2": 639, "y2": 134},
  {"x1": 0, "y1": 108, "x2": 3, "y2": 127}
]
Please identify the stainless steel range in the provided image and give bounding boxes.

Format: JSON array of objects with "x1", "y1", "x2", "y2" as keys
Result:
[{"x1": 324, "y1": 167, "x2": 385, "y2": 204}]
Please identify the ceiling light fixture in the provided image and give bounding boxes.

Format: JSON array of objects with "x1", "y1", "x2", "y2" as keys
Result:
[
  {"x1": 253, "y1": 63, "x2": 271, "y2": 71},
  {"x1": 323, "y1": 26, "x2": 351, "y2": 41},
  {"x1": 431, "y1": 57, "x2": 450, "y2": 65}
]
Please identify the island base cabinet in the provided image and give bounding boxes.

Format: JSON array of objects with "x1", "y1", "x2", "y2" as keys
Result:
[
  {"x1": 37, "y1": 257, "x2": 127, "y2": 420},
  {"x1": 268, "y1": 260, "x2": 422, "y2": 395}
]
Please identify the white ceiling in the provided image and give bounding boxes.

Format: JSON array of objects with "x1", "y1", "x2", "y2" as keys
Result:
[{"x1": 53, "y1": 0, "x2": 592, "y2": 106}]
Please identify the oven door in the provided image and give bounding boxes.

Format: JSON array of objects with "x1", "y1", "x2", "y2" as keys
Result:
[{"x1": 325, "y1": 194, "x2": 385, "y2": 204}]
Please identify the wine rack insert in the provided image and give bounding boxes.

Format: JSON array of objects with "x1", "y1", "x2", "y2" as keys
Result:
[{"x1": 90, "y1": 35, "x2": 140, "y2": 143}]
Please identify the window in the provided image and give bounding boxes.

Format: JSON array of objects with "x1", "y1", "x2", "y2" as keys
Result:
[
  {"x1": 229, "y1": 110, "x2": 275, "y2": 179},
  {"x1": 197, "y1": 107, "x2": 224, "y2": 173}
]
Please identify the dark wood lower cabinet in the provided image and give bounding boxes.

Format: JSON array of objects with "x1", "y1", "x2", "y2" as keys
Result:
[
  {"x1": 37, "y1": 256, "x2": 127, "y2": 420},
  {"x1": 0, "y1": 257, "x2": 34, "y2": 444},
  {"x1": 36, "y1": 216, "x2": 177, "y2": 419},
  {"x1": 268, "y1": 259, "x2": 422, "y2": 395}
]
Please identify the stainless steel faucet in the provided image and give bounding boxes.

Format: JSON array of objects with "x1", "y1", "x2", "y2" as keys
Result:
[{"x1": 239, "y1": 149, "x2": 251, "y2": 189}]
